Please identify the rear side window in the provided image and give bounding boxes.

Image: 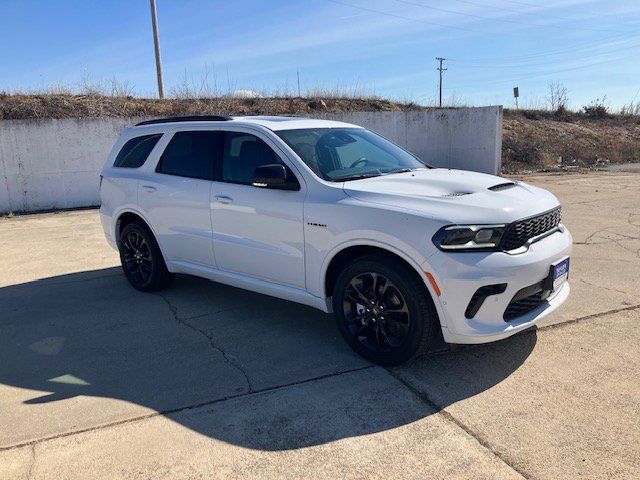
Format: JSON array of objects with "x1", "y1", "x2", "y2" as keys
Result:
[
  {"x1": 157, "y1": 131, "x2": 224, "y2": 180},
  {"x1": 113, "y1": 134, "x2": 162, "y2": 168}
]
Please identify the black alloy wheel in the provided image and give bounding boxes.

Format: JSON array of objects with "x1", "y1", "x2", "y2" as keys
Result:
[
  {"x1": 118, "y1": 222, "x2": 173, "y2": 292},
  {"x1": 343, "y1": 272, "x2": 410, "y2": 353},
  {"x1": 333, "y1": 255, "x2": 435, "y2": 366},
  {"x1": 122, "y1": 229, "x2": 153, "y2": 286}
]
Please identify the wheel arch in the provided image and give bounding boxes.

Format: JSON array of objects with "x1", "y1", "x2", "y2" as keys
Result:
[
  {"x1": 114, "y1": 210, "x2": 169, "y2": 265},
  {"x1": 322, "y1": 242, "x2": 444, "y2": 327},
  {"x1": 115, "y1": 210, "x2": 152, "y2": 240}
]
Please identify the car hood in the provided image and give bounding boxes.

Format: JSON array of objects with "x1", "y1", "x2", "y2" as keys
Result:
[{"x1": 342, "y1": 168, "x2": 560, "y2": 224}]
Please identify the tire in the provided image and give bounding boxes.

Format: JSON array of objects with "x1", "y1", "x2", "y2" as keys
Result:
[
  {"x1": 118, "y1": 221, "x2": 173, "y2": 292},
  {"x1": 333, "y1": 255, "x2": 436, "y2": 366}
]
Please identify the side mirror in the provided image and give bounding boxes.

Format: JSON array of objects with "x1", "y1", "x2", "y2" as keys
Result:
[{"x1": 252, "y1": 164, "x2": 300, "y2": 191}]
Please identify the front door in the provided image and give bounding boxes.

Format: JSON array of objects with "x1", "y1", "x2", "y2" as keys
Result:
[{"x1": 210, "y1": 130, "x2": 306, "y2": 289}]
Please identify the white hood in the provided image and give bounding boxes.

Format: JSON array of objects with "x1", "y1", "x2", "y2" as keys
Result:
[{"x1": 342, "y1": 169, "x2": 560, "y2": 224}]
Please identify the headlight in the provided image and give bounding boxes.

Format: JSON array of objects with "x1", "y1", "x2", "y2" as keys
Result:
[{"x1": 433, "y1": 225, "x2": 506, "y2": 252}]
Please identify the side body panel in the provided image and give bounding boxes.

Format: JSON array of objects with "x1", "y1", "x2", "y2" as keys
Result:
[{"x1": 137, "y1": 172, "x2": 215, "y2": 267}]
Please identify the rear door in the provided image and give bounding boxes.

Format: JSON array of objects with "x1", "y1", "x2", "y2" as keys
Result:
[
  {"x1": 138, "y1": 130, "x2": 223, "y2": 267},
  {"x1": 209, "y1": 129, "x2": 306, "y2": 289}
]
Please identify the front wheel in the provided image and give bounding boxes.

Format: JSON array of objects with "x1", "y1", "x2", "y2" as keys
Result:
[{"x1": 333, "y1": 256, "x2": 436, "y2": 366}]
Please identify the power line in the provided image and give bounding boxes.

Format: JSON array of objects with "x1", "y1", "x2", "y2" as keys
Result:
[
  {"x1": 446, "y1": 54, "x2": 634, "y2": 91},
  {"x1": 325, "y1": 0, "x2": 488, "y2": 34},
  {"x1": 453, "y1": 0, "x2": 555, "y2": 17},
  {"x1": 451, "y1": 0, "x2": 637, "y2": 25},
  {"x1": 502, "y1": 0, "x2": 608, "y2": 12},
  {"x1": 325, "y1": 0, "x2": 640, "y2": 99},
  {"x1": 447, "y1": 33, "x2": 640, "y2": 64},
  {"x1": 390, "y1": 0, "x2": 620, "y2": 33},
  {"x1": 449, "y1": 39, "x2": 640, "y2": 70}
]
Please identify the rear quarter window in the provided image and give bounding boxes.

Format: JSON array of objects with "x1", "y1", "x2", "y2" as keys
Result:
[{"x1": 113, "y1": 134, "x2": 163, "y2": 168}]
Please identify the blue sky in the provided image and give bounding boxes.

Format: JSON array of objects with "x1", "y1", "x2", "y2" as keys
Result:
[{"x1": 1, "y1": 0, "x2": 639, "y2": 109}]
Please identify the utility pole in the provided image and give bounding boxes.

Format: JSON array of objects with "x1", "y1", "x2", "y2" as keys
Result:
[
  {"x1": 297, "y1": 68, "x2": 301, "y2": 97},
  {"x1": 149, "y1": 0, "x2": 165, "y2": 99},
  {"x1": 436, "y1": 57, "x2": 447, "y2": 108}
]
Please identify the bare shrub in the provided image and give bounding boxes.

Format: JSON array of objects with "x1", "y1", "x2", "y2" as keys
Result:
[
  {"x1": 546, "y1": 82, "x2": 569, "y2": 111},
  {"x1": 522, "y1": 95, "x2": 546, "y2": 111},
  {"x1": 583, "y1": 96, "x2": 609, "y2": 118},
  {"x1": 170, "y1": 65, "x2": 228, "y2": 99},
  {"x1": 109, "y1": 78, "x2": 135, "y2": 97},
  {"x1": 445, "y1": 91, "x2": 469, "y2": 107},
  {"x1": 78, "y1": 74, "x2": 104, "y2": 96},
  {"x1": 620, "y1": 101, "x2": 640, "y2": 117}
]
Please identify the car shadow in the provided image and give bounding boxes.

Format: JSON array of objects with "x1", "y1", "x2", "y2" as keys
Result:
[{"x1": 0, "y1": 268, "x2": 537, "y2": 450}]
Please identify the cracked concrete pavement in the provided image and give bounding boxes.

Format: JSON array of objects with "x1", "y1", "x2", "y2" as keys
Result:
[{"x1": 0, "y1": 172, "x2": 639, "y2": 479}]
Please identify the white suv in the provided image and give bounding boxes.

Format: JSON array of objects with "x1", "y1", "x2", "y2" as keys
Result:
[{"x1": 100, "y1": 115, "x2": 571, "y2": 365}]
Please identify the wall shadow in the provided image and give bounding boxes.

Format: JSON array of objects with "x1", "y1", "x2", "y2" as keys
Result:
[{"x1": 0, "y1": 268, "x2": 537, "y2": 450}]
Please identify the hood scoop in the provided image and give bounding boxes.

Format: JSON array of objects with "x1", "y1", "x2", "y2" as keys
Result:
[
  {"x1": 441, "y1": 191, "x2": 472, "y2": 197},
  {"x1": 488, "y1": 182, "x2": 517, "y2": 192}
]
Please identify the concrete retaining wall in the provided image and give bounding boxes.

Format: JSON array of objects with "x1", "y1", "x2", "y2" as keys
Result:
[{"x1": 0, "y1": 107, "x2": 502, "y2": 214}]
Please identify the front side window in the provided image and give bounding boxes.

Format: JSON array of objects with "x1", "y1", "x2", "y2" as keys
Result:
[
  {"x1": 277, "y1": 128, "x2": 427, "y2": 181},
  {"x1": 157, "y1": 131, "x2": 224, "y2": 180},
  {"x1": 113, "y1": 134, "x2": 162, "y2": 168},
  {"x1": 222, "y1": 132, "x2": 285, "y2": 184}
]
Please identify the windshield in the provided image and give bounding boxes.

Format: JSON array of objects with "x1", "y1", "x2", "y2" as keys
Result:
[{"x1": 276, "y1": 128, "x2": 428, "y2": 181}]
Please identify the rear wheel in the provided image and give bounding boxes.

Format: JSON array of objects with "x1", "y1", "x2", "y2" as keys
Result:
[
  {"x1": 118, "y1": 222, "x2": 173, "y2": 292},
  {"x1": 333, "y1": 256, "x2": 436, "y2": 366}
]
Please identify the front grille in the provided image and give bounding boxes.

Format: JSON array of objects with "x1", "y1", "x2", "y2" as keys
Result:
[
  {"x1": 504, "y1": 290, "x2": 547, "y2": 321},
  {"x1": 500, "y1": 207, "x2": 562, "y2": 251}
]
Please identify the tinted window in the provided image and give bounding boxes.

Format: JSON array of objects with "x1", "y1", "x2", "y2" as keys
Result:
[
  {"x1": 222, "y1": 133, "x2": 284, "y2": 184},
  {"x1": 157, "y1": 131, "x2": 223, "y2": 180},
  {"x1": 113, "y1": 134, "x2": 162, "y2": 168}
]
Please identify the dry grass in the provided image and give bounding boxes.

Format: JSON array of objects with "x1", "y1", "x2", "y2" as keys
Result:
[{"x1": 0, "y1": 93, "x2": 421, "y2": 120}]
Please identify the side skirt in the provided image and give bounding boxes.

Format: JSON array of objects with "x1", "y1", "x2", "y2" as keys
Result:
[{"x1": 168, "y1": 260, "x2": 332, "y2": 313}]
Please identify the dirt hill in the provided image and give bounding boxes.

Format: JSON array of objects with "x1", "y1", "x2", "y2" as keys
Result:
[
  {"x1": 502, "y1": 109, "x2": 640, "y2": 173},
  {"x1": 2, "y1": 94, "x2": 639, "y2": 173}
]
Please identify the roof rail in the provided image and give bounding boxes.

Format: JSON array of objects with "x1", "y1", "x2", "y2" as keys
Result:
[{"x1": 135, "y1": 115, "x2": 233, "y2": 126}]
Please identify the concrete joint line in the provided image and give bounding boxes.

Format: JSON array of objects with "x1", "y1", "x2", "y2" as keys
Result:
[
  {"x1": 26, "y1": 443, "x2": 36, "y2": 480},
  {"x1": 539, "y1": 303, "x2": 640, "y2": 332},
  {"x1": 384, "y1": 368, "x2": 530, "y2": 480},
  {"x1": 0, "y1": 365, "x2": 376, "y2": 452}
]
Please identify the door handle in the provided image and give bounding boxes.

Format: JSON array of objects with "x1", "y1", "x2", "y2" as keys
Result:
[
  {"x1": 215, "y1": 195, "x2": 233, "y2": 204},
  {"x1": 142, "y1": 185, "x2": 157, "y2": 193}
]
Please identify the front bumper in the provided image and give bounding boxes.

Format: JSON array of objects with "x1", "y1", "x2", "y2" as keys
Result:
[{"x1": 424, "y1": 225, "x2": 572, "y2": 344}]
